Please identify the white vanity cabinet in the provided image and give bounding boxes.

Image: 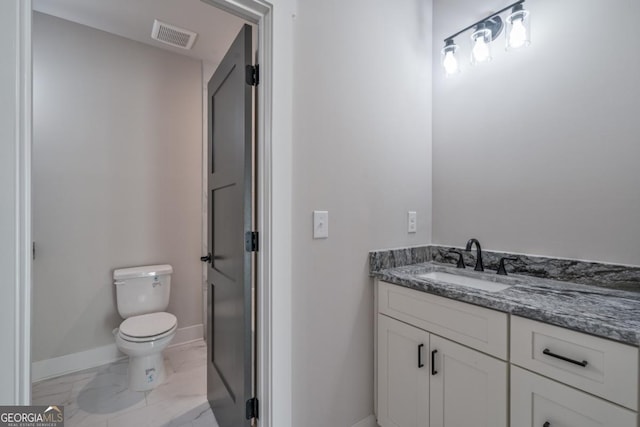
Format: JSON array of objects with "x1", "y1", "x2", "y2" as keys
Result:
[
  {"x1": 376, "y1": 281, "x2": 508, "y2": 427},
  {"x1": 375, "y1": 280, "x2": 640, "y2": 427}
]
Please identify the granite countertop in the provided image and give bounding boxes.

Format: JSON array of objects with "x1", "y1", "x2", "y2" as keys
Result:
[{"x1": 373, "y1": 262, "x2": 640, "y2": 346}]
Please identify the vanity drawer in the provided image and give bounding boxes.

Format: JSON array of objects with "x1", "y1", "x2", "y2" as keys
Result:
[
  {"x1": 511, "y1": 315, "x2": 639, "y2": 410},
  {"x1": 511, "y1": 366, "x2": 637, "y2": 427},
  {"x1": 378, "y1": 281, "x2": 508, "y2": 359}
]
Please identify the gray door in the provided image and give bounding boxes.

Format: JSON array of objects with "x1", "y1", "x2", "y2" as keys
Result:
[{"x1": 205, "y1": 24, "x2": 255, "y2": 427}]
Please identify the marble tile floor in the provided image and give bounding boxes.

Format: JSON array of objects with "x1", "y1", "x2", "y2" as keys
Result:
[{"x1": 32, "y1": 340, "x2": 219, "y2": 427}]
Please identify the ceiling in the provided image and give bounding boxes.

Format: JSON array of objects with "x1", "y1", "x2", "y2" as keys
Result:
[{"x1": 33, "y1": 0, "x2": 248, "y2": 65}]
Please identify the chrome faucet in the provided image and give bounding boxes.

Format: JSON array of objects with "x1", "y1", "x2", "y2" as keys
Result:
[{"x1": 465, "y1": 238, "x2": 484, "y2": 272}]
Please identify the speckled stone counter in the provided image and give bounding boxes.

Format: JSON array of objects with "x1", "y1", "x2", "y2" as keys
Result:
[
  {"x1": 372, "y1": 261, "x2": 640, "y2": 346},
  {"x1": 370, "y1": 245, "x2": 640, "y2": 292}
]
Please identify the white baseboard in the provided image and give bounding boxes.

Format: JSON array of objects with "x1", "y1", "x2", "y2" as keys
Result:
[
  {"x1": 352, "y1": 414, "x2": 377, "y2": 427},
  {"x1": 170, "y1": 323, "x2": 204, "y2": 347},
  {"x1": 32, "y1": 324, "x2": 204, "y2": 382},
  {"x1": 32, "y1": 343, "x2": 124, "y2": 383}
]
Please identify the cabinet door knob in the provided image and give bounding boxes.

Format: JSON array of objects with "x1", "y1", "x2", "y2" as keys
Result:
[
  {"x1": 431, "y1": 349, "x2": 438, "y2": 375},
  {"x1": 418, "y1": 344, "x2": 425, "y2": 368},
  {"x1": 543, "y1": 422, "x2": 550, "y2": 427},
  {"x1": 200, "y1": 253, "x2": 212, "y2": 263}
]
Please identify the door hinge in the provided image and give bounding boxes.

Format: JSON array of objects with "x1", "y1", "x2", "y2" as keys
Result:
[
  {"x1": 245, "y1": 231, "x2": 259, "y2": 252},
  {"x1": 246, "y1": 64, "x2": 259, "y2": 86},
  {"x1": 245, "y1": 397, "x2": 259, "y2": 420}
]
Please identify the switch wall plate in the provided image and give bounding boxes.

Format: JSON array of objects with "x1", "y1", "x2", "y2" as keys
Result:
[
  {"x1": 408, "y1": 211, "x2": 417, "y2": 233},
  {"x1": 313, "y1": 211, "x2": 329, "y2": 239}
]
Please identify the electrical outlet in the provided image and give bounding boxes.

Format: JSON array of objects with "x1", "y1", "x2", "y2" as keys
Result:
[
  {"x1": 313, "y1": 211, "x2": 329, "y2": 239},
  {"x1": 408, "y1": 211, "x2": 417, "y2": 233}
]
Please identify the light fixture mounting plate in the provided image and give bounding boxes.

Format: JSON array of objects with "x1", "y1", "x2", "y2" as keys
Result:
[{"x1": 484, "y1": 16, "x2": 504, "y2": 41}]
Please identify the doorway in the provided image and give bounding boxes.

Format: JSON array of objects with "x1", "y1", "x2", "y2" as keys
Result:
[{"x1": 26, "y1": 0, "x2": 274, "y2": 425}]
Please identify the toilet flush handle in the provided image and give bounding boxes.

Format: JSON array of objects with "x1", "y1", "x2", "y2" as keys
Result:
[{"x1": 114, "y1": 281, "x2": 125, "y2": 286}]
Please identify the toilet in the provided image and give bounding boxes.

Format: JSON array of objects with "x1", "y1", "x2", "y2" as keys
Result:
[{"x1": 113, "y1": 264, "x2": 178, "y2": 391}]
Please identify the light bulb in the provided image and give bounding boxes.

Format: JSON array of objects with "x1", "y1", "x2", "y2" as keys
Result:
[
  {"x1": 472, "y1": 37, "x2": 490, "y2": 63},
  {"x1": 508, "y1": 18, "x2": 527, "y2": 49},
  {"x1": 506, "y1": 4, "x2": 530, "y2": 51},
  {"x1": 443, "y1": 51, "x2": 458, "y2": 75},
  {"x1": 441, "y1": 39, "x2": 460, "y2": 76}
]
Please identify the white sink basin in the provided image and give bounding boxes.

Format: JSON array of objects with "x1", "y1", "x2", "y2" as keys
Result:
[{"x1": 417, "y1": 271, "x2": 512, "y2": 293}]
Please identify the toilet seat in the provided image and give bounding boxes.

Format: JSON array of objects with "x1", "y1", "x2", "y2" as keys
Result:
[{"x1": 119, "y1": 312, "x2": 177, "y2": 343}]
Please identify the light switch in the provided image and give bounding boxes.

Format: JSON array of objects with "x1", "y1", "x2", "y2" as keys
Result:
[
  {"x1": 408, "y1": 211, "x2": 417, "y2": 233},
  {"x1": 313, "y1": 211, "x2": 329, "y2": 239}
]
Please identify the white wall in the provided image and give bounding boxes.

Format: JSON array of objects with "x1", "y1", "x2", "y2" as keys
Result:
[
  {"x1": 291, "y1": 0, "x2": 432, "y2": 425},
  {"x1": 0, "y1": 0, "x2": 19, "y2": 405},
  {"x1": 432, "y1": 0, "x2": 640, "y2": 265},
  {"x1": 32, "y1": 13, "x2": 203, "y2": 362}
]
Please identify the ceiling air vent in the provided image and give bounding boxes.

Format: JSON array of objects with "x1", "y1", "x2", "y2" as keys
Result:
[{"x1": 151, "y1": 19, "x2": 197, "y2": 50}]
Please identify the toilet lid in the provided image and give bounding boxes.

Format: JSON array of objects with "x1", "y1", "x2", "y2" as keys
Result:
[{"x1": 120, "y1": 312, "x2": 177, "y2": 338}]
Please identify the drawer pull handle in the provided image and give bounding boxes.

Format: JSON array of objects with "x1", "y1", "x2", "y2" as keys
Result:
[
  {"x1": 543, "y1": 423, "x2": 550, "y2": 427},
  {"x1": 418, "y1": 344, "x2": 424, "y2": 368},
  {"x1": 543, "y1": 348, "x2": 588, "y2": 367},
  {"x1": 431, "y1": 349, "x2": 438, "y2": 375}
]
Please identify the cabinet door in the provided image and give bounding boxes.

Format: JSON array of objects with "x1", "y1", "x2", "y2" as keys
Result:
[
  {"x1": 511, "y1": 366, "x2": 637, "y2": 427},
  {"x1": 377, "y1": 314, "x2": 430, "y2": 427},
  {"x1": 429, "y1": 335, "x2": 507, "y2": 427}
]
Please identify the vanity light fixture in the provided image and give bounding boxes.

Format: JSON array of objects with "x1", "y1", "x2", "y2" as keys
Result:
[{"x1": 441, "y1": 0, "x2": 530, "y2": 75}]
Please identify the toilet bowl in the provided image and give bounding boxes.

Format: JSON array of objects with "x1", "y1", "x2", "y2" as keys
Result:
[
  {"x1": 113, "y1": 264, "x2": 177, "y2": 391},
  {"x1": 114, "y1": 311, "x2": 177, "y2": 391}
]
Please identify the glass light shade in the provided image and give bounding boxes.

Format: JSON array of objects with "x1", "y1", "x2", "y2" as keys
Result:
[
  {"x1": 506, "y1": 5, "x2": 530, "y2": 50},
  {"x1": 470, "y1": 27, "x2": 493, "y2": 65},
  {"x1": 441, "y1": 40, "x2": 460, "y2": 76}
]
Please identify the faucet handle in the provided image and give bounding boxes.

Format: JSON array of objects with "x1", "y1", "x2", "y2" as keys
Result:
[
  {"x1": 497, "y1": 257, "x2": 519, "y2": 276},
  {"x1": 447, "y1": 249, "x2": 466, "y2": 269}
]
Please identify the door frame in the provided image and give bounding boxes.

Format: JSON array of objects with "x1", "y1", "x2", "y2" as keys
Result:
[
  {"x1": 14, "y1": 0, "x2": 32, "y2": 405},
  {"x1": 16, "y1": 1, "x2": 287, "y2": 426}
]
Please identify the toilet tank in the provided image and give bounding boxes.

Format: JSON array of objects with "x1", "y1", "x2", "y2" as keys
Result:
[{"x1": 113, "y1": 264, "x2": 173, "y2": 318}]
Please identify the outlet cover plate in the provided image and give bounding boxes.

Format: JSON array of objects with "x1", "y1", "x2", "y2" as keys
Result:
[{"x1": 408, "y1": 211, "x2": 417, "y2": 233}]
